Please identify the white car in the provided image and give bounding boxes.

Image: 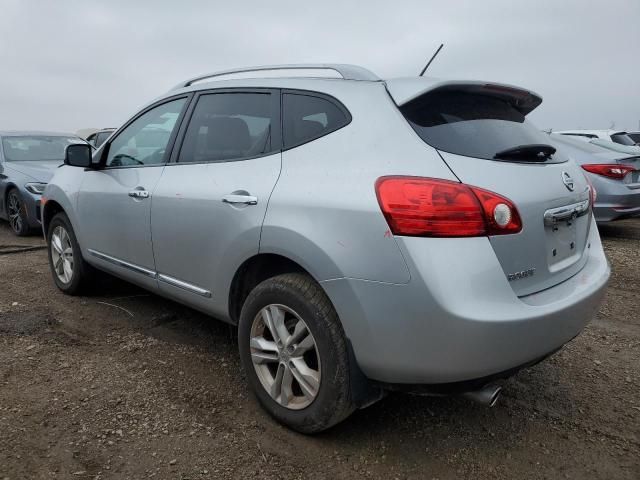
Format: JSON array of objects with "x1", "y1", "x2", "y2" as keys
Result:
[{"x1": 554, "y1": 129, "x2": 638, "y2": 146}]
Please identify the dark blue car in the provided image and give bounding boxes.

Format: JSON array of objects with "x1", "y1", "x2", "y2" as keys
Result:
[{"x1": 0, "y1": 132, "x2": 87, "y2": 236}]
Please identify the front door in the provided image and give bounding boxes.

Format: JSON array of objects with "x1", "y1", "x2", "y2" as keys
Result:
[
  {"x1": 77, "y1": 97, "x2": 189, "y2": 289},
  {"x1": 150, "y1": 90, "x2": 281, "y2": 317}
]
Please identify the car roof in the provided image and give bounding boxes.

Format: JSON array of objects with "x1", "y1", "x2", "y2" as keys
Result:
[
  {"x1": 162, "y1": 63, "x2": 542, "y2": 115},
  {"x1": 0, "y1": 130, "x2": 76, "y2": 137},
  {"x1": 555, "y1": 129, "x2": 629, "y2": 136}
]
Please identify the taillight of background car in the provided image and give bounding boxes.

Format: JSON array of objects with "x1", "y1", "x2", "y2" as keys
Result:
[{"x1": 581, "y1": 164, "x2": 636, "y2": 180}]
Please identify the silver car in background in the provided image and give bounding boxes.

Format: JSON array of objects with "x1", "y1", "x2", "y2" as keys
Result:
[
  {"x1": 554, "y1": 129, "x2": 639, "y2": 146},
  {"x1": 0, "y1": 132, "x2": 85, "y2": 236},
  {"x1": 42, "y1": 64, "x2": 610, "y2": 433},
  {"x1": 549, "y1": 134, "x2": 640, "y2": 222},
  {"x1": 86, "y1": 128, "x2": 116, "y2": 148}
]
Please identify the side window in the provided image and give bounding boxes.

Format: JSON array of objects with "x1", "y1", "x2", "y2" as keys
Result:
[
  {"x1": 106, "y1": 98, "x2": 186, "y2": 167},
  {"x1": 179, "y1": 93, "x2": 275, "y2": 163},
  {"x1": 283, "y1": 93, "x2": 350, "y2": 149}
]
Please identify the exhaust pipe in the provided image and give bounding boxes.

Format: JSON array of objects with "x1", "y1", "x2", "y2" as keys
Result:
[{"x1": 462, "y1": 385, "x2": 502, "y2": 407}]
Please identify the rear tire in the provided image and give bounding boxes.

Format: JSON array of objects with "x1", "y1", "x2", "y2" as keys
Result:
[
  {"x1": 46, "y1": 212, "x2": 94, "y2": 295},
  {"x1": 238, "y1": 273, "x2": 355, "y2": 434},
  {"x1": 6, "y1": 189, "x2": 31, "y2": 236}
]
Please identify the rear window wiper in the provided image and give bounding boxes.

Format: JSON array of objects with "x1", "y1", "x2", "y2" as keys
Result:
[{"x1": 493, "y1": 144, "x2": 556, "y2": 162}]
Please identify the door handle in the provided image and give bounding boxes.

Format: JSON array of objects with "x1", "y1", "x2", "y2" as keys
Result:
[
  {"x1": 222, "y1": 194, "x2": 258, "y2": 205},
  {"x1": 128, "y1": 189, "x2": 150, "y2": 199}
]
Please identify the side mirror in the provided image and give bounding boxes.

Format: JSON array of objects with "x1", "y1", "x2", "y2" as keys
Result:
[{"x1": 65, "y1": 144, "x2": 93, "y2": 168}]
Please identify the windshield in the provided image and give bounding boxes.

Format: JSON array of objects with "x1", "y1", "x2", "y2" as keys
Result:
[
  {"x1": 401, "y1": 91, "x2": 566, "y2": 162},
  {"x1": 94, "y1": 131, "x2": 113, "y2": 147},
  {"x1": 1, "y1": 136, "x2": 84, "y2": 162}
]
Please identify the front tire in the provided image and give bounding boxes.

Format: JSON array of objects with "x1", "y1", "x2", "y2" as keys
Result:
[
  {"x1": 6, "y1": 189, "x2": 30, "y2": 236},
  {"x1": 238, "y1": 273, "x2": 355, "y2": 433},
  {"x1": 46, "y1": 212, "x2": 94, "y2": 295}
]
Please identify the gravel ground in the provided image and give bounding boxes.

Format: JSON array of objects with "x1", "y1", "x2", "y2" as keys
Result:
[{"x1": 0, "y1": 219, "x2": 638, "y2": 480}]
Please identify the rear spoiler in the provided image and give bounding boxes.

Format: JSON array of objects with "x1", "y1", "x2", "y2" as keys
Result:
[{"x1": 385, "y1": 78, "x2": 543, "y2": 116}]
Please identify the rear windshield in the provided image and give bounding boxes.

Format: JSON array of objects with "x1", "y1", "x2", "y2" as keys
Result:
[
  {"x1": 1, "y1": 136, "x2": 83, "y2": 162},
  {"x1": 611, "y1": 133, "x2": 636, "y2": 146},
  {"x1": 401, "y1": 91, "x2": 565, "y2": 162}
]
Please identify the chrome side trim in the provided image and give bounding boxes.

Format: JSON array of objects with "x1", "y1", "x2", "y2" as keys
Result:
[
  {"x1": 88, "y1": 249, "x2": 156, "y2": 278},
  {"x1": 157, "y1": 273, "x2": 212, "y2": 298}
]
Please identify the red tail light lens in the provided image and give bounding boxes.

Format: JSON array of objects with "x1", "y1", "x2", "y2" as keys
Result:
[
  {"x1": 375, "y1": 176, "x2": 522, "y2": 237},
  {"x1": 581, "y1": 164, "x2": 635, "y2": 179}
]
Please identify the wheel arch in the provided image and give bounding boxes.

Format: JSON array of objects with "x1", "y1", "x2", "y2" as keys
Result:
[
  {"x1": 3, "y1": 182, "x2": 19, "y2": 210},
  {"x1": 42, "y1": 199, "x2": 66, "y2": 236},
  {"x1": 228, "y1": 253, "x2": 315, "y2": 325},
  {"x1": 229, "y1": 252, "x2": 382, "y2": 409}
]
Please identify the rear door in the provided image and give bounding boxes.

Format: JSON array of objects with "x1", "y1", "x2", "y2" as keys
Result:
[
  {"x1": 150, "y1": 89, "x2": 281, "y2": 316},
  {"x1": 397, "y1": 86, "x2": 592, "y2": 296}
]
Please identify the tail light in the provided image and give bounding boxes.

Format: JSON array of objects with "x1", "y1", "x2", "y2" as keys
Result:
[
  {"x1": 375, "y1": 176, "x2": 522, "y2": 237},
  {"x1": 584, "y1": 176, "x2": 597, "y2": 205},
  {"x1": 581, "y1": 164, "x2": 635, "y2": 180}
]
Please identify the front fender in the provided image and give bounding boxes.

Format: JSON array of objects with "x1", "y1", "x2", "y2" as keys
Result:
[{"x1": 42, "y1": 166, "x2": 85, "y2": 244}]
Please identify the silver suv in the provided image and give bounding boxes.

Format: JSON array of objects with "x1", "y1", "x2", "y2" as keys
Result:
[{"x1": 43, "y1": 64, "x2": 610, "y2": 433}]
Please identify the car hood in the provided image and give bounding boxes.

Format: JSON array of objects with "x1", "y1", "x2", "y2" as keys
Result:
[{"x1": 4, "y1": 160, "x2": 63, "y2": 183}]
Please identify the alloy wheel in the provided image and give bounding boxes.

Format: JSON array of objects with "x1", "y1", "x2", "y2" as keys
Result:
[
  {"x1": 51, "y1": 226, "x2": 74, "y2": 284},
  {"x1": 250, "y1": 304, "x2": 321, "y2": 410},
  {"x1": 7, "y1": 192, "x2": 23, "y2": 233}
]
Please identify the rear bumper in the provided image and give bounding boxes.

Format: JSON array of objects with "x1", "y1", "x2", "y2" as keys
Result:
[
  {"x1": 594, "y1": 204, "x2": 640, "y2": 222},
  {"x1": 591, "y1": 175, "x2": 640, "y2": 222},
  {"x1": 322, "y1": 220, "x2": 609, "y2": 384}
]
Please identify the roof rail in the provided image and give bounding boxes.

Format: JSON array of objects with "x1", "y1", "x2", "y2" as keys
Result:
[{"x1": 171, "y1": 64, "x2": 380, "y2": 90}]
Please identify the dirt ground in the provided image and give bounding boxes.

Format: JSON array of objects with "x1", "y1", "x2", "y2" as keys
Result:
[{"x1": 0, "y1": 220, "x2": 638, "y2": 480}]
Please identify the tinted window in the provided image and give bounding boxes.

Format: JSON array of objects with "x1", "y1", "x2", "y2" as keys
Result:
[
  {"x1": 401, "y1": 91, "x2": 564, "y2": 161},
  {"x1": 628, "y1": 133, "x2": 640, "y2": 144},
  {"x1": 95, "y1": 131, "x2": 112, "y2": 147},
  {"x1": 611, "y1": 133, "x2": 636, "y2": 146},
  {"x1": 179, "y1": 93, "x2": 275, "y2": 163},
  {"x1": 1, "y1": 136, "x2": 84, "y2": 162},
  {"x1": 283, "y1": 93, "x2": 350, "y2": 148},
  {"x1": 106, "y1": 98, "x2": 186, "y2": 167}
]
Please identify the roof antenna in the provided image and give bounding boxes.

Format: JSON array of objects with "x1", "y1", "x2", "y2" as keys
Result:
[{"x1": 419, "y1": 43, "x2": 444, "y2": 76}]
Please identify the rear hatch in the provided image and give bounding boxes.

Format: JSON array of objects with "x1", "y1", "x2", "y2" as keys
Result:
[{"x1": 387, "y1": 79, "x2": 593, "y2": 296}]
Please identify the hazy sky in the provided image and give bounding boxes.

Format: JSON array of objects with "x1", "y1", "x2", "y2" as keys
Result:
[{"x1": 1, "y1": 0, "x2": 638, "y2": 133}]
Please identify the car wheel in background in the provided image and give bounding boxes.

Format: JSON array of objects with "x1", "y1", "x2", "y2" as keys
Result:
[
  {"x1": 47, "y1": 212, "x2": 94, "y2": 295},
  {"x1": 238, "y1": 273, "x2": 355, "y2": 434},
  {"x1": 7, "y1": 189, "x2": 30, "y2": 236}
]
